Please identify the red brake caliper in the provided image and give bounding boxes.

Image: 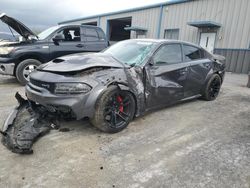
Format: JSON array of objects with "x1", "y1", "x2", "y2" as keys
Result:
[{"x1": 117, "y1": 96, "x2": 124, "y2": 112}]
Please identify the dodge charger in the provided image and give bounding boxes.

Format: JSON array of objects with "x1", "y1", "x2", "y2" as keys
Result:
[{"x1": 25, "y1": 39, "x2": 225, "y2": 133}]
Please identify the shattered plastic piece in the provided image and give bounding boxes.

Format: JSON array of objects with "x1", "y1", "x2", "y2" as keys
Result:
[{"x1": 1, "y1": 92, "x2": 58, "y2": 154}]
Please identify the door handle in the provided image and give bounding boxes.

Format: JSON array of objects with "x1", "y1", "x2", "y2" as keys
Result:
[{"x1": 76, "y1": 44, "x2": 84, "y2": 48}]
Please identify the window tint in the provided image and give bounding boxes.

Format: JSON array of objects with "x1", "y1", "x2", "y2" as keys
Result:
[
  {"x1": 85, "y1": 28, "x2": 98, "y2": 37},
  {"x1": 200, "y1": 48, "x2": 213, "y2": 59},
  {"x1": 200, "y1": 49, "x2": 205, "y2": 58},
  {"x1": 97, "y1": 29, "x2": 106, "y2": 40},
  {"x1": 183, "y1": 45, "x2": 201, "y2": 61},
  {"x1": 153, "y1": 44, "x2": 182, "y2": 65},
  {"x1": 58, "y1": 27, "x2": 80, "y2": 42},
  {"x1": 84, "y1": 28, "x2": 99, "y2": 42}
]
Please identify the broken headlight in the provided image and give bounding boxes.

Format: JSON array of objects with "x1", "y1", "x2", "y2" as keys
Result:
[
  {"x1": 54, "y1": 83, "x2": 91, "y2": 94},
  {"x1": 0, "y1": 47, "x2": 15, "y2": 55}
]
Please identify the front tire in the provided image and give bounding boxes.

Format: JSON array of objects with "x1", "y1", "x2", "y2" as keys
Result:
[
  {"x1": 202, "y1": 74, "x2": 222, "y2": 101},
  {"x1": 16, "y1": 59, "x2": 41, "y2": 85},
  {"x1": 90, "y1": 86, "x2": 136, "y2": 133}
]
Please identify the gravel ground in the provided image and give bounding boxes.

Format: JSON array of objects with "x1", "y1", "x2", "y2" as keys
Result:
[{"x1": 0, "y1": 73, "x2": 249, "y2": 188}]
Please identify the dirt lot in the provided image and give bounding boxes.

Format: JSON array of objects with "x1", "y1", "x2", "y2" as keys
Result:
[{"x1": 0, "y1": 73, "x2": 249, "y2": 188}]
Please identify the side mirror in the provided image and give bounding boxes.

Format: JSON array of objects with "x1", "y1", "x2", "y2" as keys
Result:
[
  {"x1": 148, "y1": 58, "x2": 154, "y2": 66},
  {"x1": 52, "y1": 33, "x2": 65, "y2": 45}
]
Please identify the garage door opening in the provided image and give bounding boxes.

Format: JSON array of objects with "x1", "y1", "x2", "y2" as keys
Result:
[
  {"x1": 107, "y1": 17, "x2": 132, "y2": 43},
  {"x1": 82, "y1": 22, "x2": 97, "y2": 26}
]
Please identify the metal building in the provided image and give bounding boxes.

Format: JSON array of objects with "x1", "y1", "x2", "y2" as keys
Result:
[{"x1": 59, "y1": 0, "x2": 250, "y2": 74}]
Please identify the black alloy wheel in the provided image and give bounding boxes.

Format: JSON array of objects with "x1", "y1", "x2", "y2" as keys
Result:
[
  {"x1": 208, "y1": 76, "x2": 221, "y2": 100},
  {"x1": 91, "y1": 86, "x2": 135, "y2": 133},
  {"x1": 104, "y1": 92, "x2": 133, "y2": 129},
  {"x1": 203, "y1": 74, "x2": 222, "y2": 101}
]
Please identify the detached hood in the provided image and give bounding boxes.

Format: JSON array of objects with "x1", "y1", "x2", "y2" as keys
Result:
[
  {"x1": 38, "y1": 53, "x2": 127, "y2": 73},
  {"x1": 0, "y1": 13, "x2": 37, "y2": 39}
]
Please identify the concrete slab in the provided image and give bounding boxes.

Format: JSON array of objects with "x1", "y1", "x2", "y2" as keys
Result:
[{"x1": 0, "y1": 73, "x2": 249, "y2": 188}]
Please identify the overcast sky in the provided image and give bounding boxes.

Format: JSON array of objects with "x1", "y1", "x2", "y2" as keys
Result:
[{"x1": 0, "y1": 0, "x2": 168, "y2": 33}]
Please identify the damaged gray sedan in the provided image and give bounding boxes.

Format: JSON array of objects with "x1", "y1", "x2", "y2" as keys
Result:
[
  {"x1": 26, "y1": 39, "x2": 225, "y2": 132},
  {"x1": 2, "y1": 39, "x2": 225, "y2": 153}
]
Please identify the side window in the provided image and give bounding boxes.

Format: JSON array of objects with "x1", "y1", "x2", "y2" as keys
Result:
[
  {"x1": 153, "y1": 44, "x2": 182, "y2": 65},
  {"x1": 58, "y1": 27, "x2": 80, "y2": 42},
  {"x1": 200, "y1": 49, "x2": 206, "y2": 59},
  {"x1": 97, "y1": 29, "x2": 106, "y2": 40},
  {"x1": 201, "y1": 48, "x2": 213, "y2": 59},
  {"x1": 183, "y1": 45, "x2": 201, "y2": 61},
  {"x1": 83, "y1": 28, "x2": 99, "y2": 42}
]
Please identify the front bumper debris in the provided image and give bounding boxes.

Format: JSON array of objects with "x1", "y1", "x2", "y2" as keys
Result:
[{"x1": 1, "y1": 92, "x2": 59, "y2": 154}]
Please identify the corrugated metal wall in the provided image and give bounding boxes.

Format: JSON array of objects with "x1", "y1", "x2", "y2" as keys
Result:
[
  {"x1": 60, "y1": 8, "x2": 161, "y2": 38},
  {"x1": 99, "y1": 7, "x2": 160, "y2": 38},
  {"x1": 161, "y1": 0, "x2": 250, "y2": 49},
  {"x1": 59, "y1": 0, "x2": 250, "y2": 73},
  {"x1": 214, "y1": 49, "x2": 250, "y2": 74},
  {"x1": 161, "y1": 0, "x2": 250, "y2": 48},
  {"x1": 130, "y1": 7, "x2": 160, "y2": 38},
  {"x1": 67, "y1": 18, "x2": 99, "y2": 25},
  {"x1": 66, "y1": 0, "x2": 250, "y2": 49}
]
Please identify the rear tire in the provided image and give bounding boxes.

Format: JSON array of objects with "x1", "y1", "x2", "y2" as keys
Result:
[
  {"x1": 202, "y1": 74, "x2": 222, "y2": 101},
  {"x1": 16, "y1": 59, "x2": 41, "y2": 85},
  {"x1": 90, "y1": 86, "x2": 136, "y2": 133}
]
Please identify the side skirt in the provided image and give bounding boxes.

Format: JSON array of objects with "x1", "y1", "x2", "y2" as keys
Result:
[
  {"x1": 180, "y1": 94, "x2": 202, "y2": 102},
  {"x1": 143, "y1": 94, "x2": 202, "y2": 116}
]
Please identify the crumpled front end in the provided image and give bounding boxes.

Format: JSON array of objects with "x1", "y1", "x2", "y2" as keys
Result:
[{"x1": 1, "y1": 66, "x2": 147, "y2": 154}]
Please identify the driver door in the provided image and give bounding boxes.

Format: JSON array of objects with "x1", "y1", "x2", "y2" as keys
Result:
[
  {"x1": 145, "y1": 43, "x2": 190, "y2": 109},
  {"x1": 49, "y1": 26, "x2": 85, "y2": 59}
]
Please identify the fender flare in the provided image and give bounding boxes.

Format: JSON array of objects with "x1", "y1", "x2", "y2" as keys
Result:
[
  {"x1": 201, "y1": 70, "x2": 221, "y2": 95},
  {"x1": 110, "y1": 82, "x2": 139, "y2": 116}
]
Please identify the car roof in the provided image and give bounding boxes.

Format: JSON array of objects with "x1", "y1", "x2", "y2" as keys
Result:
[
  {"x1": 59, "y1": 24, "x2": 101, "y2": 29},
  {"x1": 129, "y1": 39, "x2": 202, "y2": 49}
]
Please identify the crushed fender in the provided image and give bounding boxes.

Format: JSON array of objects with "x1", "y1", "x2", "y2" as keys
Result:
[{"x1": 1, "y1": 92, "x2": 59, "y2": 154}]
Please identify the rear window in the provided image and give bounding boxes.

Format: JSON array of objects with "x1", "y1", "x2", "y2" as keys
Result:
[
  {"x1": 97, "y1": 29, "x2": 106, "y2": 40},
  {"x1": 200, "y1": 49, "x2": 206, "y2": 58},
  {"x1": 183, "y1": 45, "x2": 200, "y2": 61},
  {"x1": 83, "y1": 28, "x2": 99, "y2": 42},
  {"x1": 200, "y1": 48, "x2": 213, "y2": 59}
]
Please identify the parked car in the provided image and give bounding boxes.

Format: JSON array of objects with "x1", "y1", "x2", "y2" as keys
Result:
[
  {"x1": 24, "y1": 39, "x2": 225, "y2": 133},
  {"x1": 0, "y1": 13, "x2": 109, "y2": 85}
]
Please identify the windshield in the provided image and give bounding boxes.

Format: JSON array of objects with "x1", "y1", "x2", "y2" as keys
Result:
[
  {"x1": 38, "y1": 25, "x2": 60, "y2": 40},
  {"x1": 0, "y1": 22, "x2": 19, "y2": 42},
  {"x1": 103, "y1": 40, "x2": 157, "y2": 66}
]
